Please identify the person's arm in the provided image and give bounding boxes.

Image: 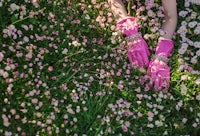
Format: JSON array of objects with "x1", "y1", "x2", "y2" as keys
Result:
[
  {"x1": 109, "y1": 0, "x2": 150, "y2": 68},
  {"x1": 147, "y1": 0, "x2": 178, "y2": 92},
  {"x1": 161, "y1": 0, "x2": 177, "y2": 39},
  {"x1": 109, "y1": 0, "x2": 128, "y2": 22}
]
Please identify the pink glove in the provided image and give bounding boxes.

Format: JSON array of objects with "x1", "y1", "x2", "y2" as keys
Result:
[
  {"x1": 147, "y1": 37, "x2": 174, "y2": 92},
  {"x1": 117, "y1": 17, "x2": 150, "y2": 67}
]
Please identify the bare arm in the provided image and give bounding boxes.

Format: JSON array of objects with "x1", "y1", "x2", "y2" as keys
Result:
[
  {"x1": 161, "y1": 0, "x2": 178, "y2": 39},
  {"x1": 109, "y1": 0, "x2": 128, "y2": 22}
]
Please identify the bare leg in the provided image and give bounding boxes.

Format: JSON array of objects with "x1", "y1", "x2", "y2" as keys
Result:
[
  {"x1": 161, "y1": 0, "x2": 177, "y2": 39},
  {"x1": 109, "y1": 0, "x2": 128, "y2": 22}
]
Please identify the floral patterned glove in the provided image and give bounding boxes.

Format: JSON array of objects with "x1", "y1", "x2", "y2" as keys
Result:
[
  {"x1": 117, "y1": 17, "x2": 150, "y2": 67},
  {"x1": 147, "y1": 37, "x2": 174, "y2": 92}
]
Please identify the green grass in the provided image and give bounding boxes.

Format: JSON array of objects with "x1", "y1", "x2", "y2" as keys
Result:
[{"x1": 0, "y1": 0, "x2": 200, "y2": 136}]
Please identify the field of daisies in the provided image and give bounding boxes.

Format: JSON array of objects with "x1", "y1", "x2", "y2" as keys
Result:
[{"x1": 0, "y1": 0, "x2": 200, "y2": 135}]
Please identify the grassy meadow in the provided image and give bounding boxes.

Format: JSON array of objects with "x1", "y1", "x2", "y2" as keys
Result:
[{"x1": 0, "y1": 0, "x2": 200, "y2": 135}]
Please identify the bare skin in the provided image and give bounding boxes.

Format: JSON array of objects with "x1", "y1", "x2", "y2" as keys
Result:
[
  {"x1": 161, "y1": 0, "x2": 177, "y2": 39},
  {"x1": 109, "y1": 0, "x2": 177, "y2": 39},
  {"x1": 109, "y1": 0, "x2": 127, "y2": 22}
]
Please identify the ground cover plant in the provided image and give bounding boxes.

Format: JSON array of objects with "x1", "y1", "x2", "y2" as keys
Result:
[{"x1": 0, "y1": 0, "x2": 200, "y2": 135}]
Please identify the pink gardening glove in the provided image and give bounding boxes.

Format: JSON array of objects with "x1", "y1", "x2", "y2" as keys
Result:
[
  {"x1": 147, "y1": 38, "x2": 174, "y2": 92},
  {"x1": 117, "y1": 17, "x2": 150, "y2": 67}
]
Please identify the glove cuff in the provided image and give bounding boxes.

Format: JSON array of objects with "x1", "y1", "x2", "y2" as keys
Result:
[
  {"x1": 125, "y1": 32, "x2": 142, "y2": 42},
  {"x1": 116, "y1": 17, "x2": 139, "y2": 36},
  {"x1": 155, "y1": 37, "x2": 174, "y2": 57},
  {"x1": 152, "y1": 55, "x2": 169, "y2": 64}
]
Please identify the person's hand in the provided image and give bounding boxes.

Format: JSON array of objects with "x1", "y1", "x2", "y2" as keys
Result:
[
  {"x1": 147, "y1": 57, "x2": 170, "y2": 92},
  {"x1": 127, "y1": 37, "x2": 150, "y2": 67},
  {"x1": 147, "y1": 38, "x2": 174, "y2": 92},
  {"x1": 117, "y1": 17, "x2": 150, "y2": 67}
]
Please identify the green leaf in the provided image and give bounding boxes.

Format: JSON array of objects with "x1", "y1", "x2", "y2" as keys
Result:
[
  {"x1": 11, "y1": 15, "x2": 18, "y2": 23},
  {"x1": 29, "y1": 18, "x2": 37, "y2": 25}
]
